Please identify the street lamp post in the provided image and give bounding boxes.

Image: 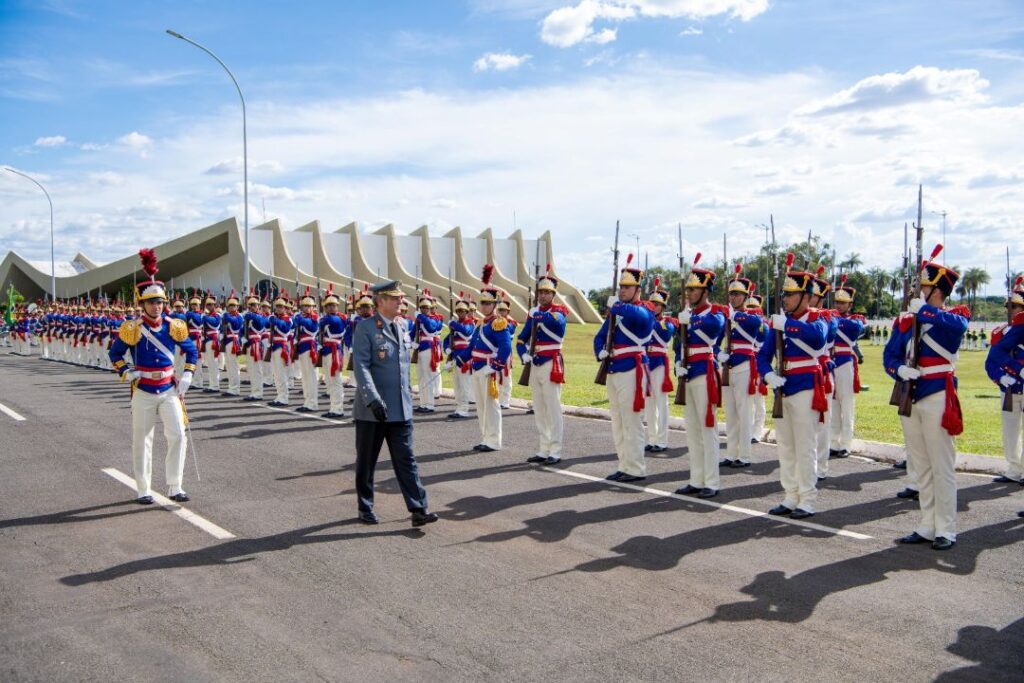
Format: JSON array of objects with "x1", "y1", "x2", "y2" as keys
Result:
[
  {"x1": 4, "y1": 166, "x2": 55, "y2": 300},
  {"x1": 166, "y1": 29, "x2": 249, "y2": 294}
]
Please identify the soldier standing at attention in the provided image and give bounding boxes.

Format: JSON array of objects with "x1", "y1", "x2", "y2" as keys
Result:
[
  {"x1": 757, "y1": 258, "x2": 828, "y2": 519},
  {"x1": 351, "y1": 280, "x2": 438, "y2": 528},
  {"x1": 594, "y1": 254, "x2": 655, "y2": 483},
  {"x1": 319, "y1": 286, "x2": 349, "y2": 419},
  {"x1": 243, "y1": 293, "x2": 267, "y2": 401},
  {"x1": 469, "y1": 265, "x2": 512, "y2": 452},
  {"x1": 292, "y1": 288, "x2": 321, "y2": 413},
  {"x1": 519, "y1": 266, "x2": 569, "y2": 465},
  {"x1": 719, "y1": 269, "x2": 764, "y2": 469},
  {"x1": 643, "y1": 279, "x2": 677, "y2": 454},
  {"x1": 985, "y1": 276, "x2": 1024, "y2": 485},
  {"x1": 413, "y1": 290, "x2": 444, "y2": 414},
  {"x1": 200, "y1": 292, "x2": 223, "y2": 393},
  {"x1": 445, "y1": 294, "x2": 476, "y2": 421},
  {"x1": 267, "y1": 295, "x2": 293, "y2": 407},
  {"x1": 886, "y1": 246, "x2": 967, "y2": 551},
  {"x1": 829, "y1": 277, "x2": 866, "y2": 458},
  {"x1": 108, "y1": 249, "x2": 198, "y2": 504},
  {"x1": 220, "y1": 291, "x2": 245, "y2": 397}
]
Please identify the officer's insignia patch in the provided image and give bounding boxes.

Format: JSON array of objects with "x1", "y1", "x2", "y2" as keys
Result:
[
  {"x1": 168, "y1": 318, "x2": 188, "y2": 342},
  {"x1": 118, "y1": 319, "x2": 141, "y2": 346}
]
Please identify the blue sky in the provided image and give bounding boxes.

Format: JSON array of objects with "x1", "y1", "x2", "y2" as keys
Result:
[{"x1": 2, "y1": 0, "x2": 1023, "y2": 290}]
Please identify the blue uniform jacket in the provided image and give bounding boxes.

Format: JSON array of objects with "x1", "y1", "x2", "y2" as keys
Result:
[
  {"x1": 108, "y1": 317, "x2": 198, "y2": 394},
  {"x1": 469, "y1": 316, "x2": 513, "y2": 371},
  {"x1": 593, "y1": 300, "x2": 655, "y2": 373},
  {"x1": 516, "y1": 305, "x2": 568, "y2": 367},
  {"x1": 292, "y1": 313, "x2": 319, "y2": 355},
  {"x1": 833, "y1": 313, "x2": 865, "y2": 368},
  {"x1": 985, "y1": 314, "x2": 1024, "y2": 395},
  {"x1": 673, "y1": 303, "x2": 724, "y2": 379},
  {"x1": 756, "y1": 311, "x2": 829, "y2": 396},
  {"x1": 882, "y1": 305, "x2": 967, "y2": 401}
]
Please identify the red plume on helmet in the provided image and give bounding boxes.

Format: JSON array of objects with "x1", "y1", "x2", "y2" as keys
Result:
[
  {"x1": 927, "y1": 244, "x2": 943, "y2": 263},
  {"x1": 816, "y1": 264, "x2": 826, "y2": 277},
  {"x1": 734, "y1": 263, "x2": 742, "y2": 275},
  {"x1": 625, "y1": 253, "x2": 634, "y2": 267},
  {"x1": 138, "y1": 248, "x2": 158, "y2": 278},
  {"x1": 785, "y1": 252, "x2": 795, "y2": 268},
  {"x1": 653, "y1": 277, "x2": 661, "y2": 289},
  {"x1": 693, "y1": 252, "x2": 702, "y2": 266},
  {"x1": 841, "y1": 274, "x2": 848, "y2": 285},
  {"x1": 1016, "y1": 276, "x2": 1023, "y2": 288},
  {"x1": 481, "y1": 264, "x2": 494, "y2": 286}
]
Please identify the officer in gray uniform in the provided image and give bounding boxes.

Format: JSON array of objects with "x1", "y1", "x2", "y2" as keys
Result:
[{"x1": 352, "y1": 280, "x2": 438, "y2": 527}]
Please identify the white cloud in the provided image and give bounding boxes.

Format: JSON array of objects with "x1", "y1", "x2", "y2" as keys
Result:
[
  {"x1": 755, "y1": 181, "x2": 802, "y2": 196},
  {"x1": 799, "y1": 66, "x2": 989, "y2": 117},
  {"x1": 680, "y1": 26, "x2": 703, "y2": 36},
  {"x1": 117, "y1": 131, "x2": 153, "y2": 158},
  {"x1": 217, "y1": 182, "x2": 324, "y2": 202},
  {"x1": 34, "y1": 135, "x2": 66, "y2": 147},
  {"x1": 473, "y1": 52, "x2": 532, "y2": 72},
  {"x1": 540, "y1": 0, "x2": 768, "y2": 47},
  {"x1": 692, "y1": 196, "x2": 747, "y2": 209},
  {"x1": 733, "y1": 124, "x2": 817, "y2": 147},
  {"x1": 967, "y1": 171, "x2": 1022, "y2": 189},
  {"x1": 79, "y1": 142, "x2": 107, "y2": 151},
  {"x1": 88, "y1": 171, "x2": 125, "y2": 187},
  {"x1": 429, "y1": 198, "x2": 459, "y2": 209},
  {"x1": 204, "y1": 158, "x2": 286, "y2": 175}
]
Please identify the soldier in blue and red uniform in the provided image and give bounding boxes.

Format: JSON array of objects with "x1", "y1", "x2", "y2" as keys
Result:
[
  {"x1": 319, "y1": 286, "x2": 348, "y2": 418},
  {"x1": 885, "y1": 245, "x2": 967, "y2": 550},
  {"x1": 292, "y1": 288, "x2": 320, "y2": 413},
  {"x1": 413, "y1": 289, "x2": 444, "y2": 414},
  {"x1": 241, "y1": 292, "x2": 267, "y2": 401},
  {"x1": 220, "y1": 291, "x2": 245, "y2": 397},
  {"x1": 673, "y1": 254, "x2": 726, "y2": 498},
  {"x1": 519, "y1": 265, "x2": 569, "y2": 465},
  {"x1": 267, "y1": 294, "x2": 293, "y2": 407},
  {"x1": 344, "y1": 288, "x2": 374, "y2": 387},
  {"x1": 167, "y1": 294, "x2": 188, "y2": 380},
  {"x1": 469, "y1": 264, "x2": 512, "y2": 452},
  {"x1": 444, "y1": 294, "x2": 476, "y2": 421},
  {"x1": 757, "y1": 256, "x2": 829, "y2": 519},
  {"x1": 594, "y1": 254, "x2": 655, "y2": 482},
  {"x1": 985, "y1": 276, "x2": 1024, "y2": 486},
  {"x1": 108, "y1": 249, "x2": 199, "y2": 504},
  {"x1": 642, "y1": 278, "x2": 676, "y2": 454},
  {"x1": 829, "y1": 275, "x2": 866, "y2": 458},
  {"x1": 496, "y1": 299, "x2": 518, "y2": 410},
  {"x1": 200, "y1": 292, "x2": 222, "y2": 393},
  {"x1": 809, "y1": 266, "x2": 838, "y2": 480},
  {"x1": 185, "y1": 292, "x2": 205, "y2": 387},
  {"x1": 720, "y1": 268, "x2": 764, "y2": 469}
]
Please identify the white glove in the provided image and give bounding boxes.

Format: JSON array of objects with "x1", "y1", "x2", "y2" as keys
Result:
[
  {"x1": 606, "y1": 295, "x2": 618, "y2": 310},
  {"x1": 999, "y1": 374, "x2": 1018, "y2": 388},
  {"x1": 896, "y1": 365, "x2": 921, "y2": 381},
  {"x1": 717, "y1": 350, "x2": 731, "y2": 363},
  {"x1": 478, "y1": 364, "x2": 495, "y2": 376},
  {"x1": 908, "y1": 297, "x2": 926, "y2": 314},
  {"x1": 443, "y1": 361, "x2": 454, "y2": 372},
  {"x1": 675, "y1": 362, "x2": 688, "y2": 378},
  {"x1": 529, "y1": 306, "x2": 539, "y2": 316},
  {"x1": 771, "y1": 313, "x2": 787, "y2": 329},
  {"x1": 125, "y1": 369, "x2": 142, "y2": 382},
  {"x1": 763, "y1": 371, "x2": 786, "y2": 389},
  {"x1": 177, "y1": 371, "x2": 193, "y2": 397},
  {"x1": 678, "y1": 310, "x2": 691, "y2": 326},
  {"x1": 521, "y1": 353, "x2": 533, "y2": 364},
  {"x1": 597, "y1": 349, "x2": 609, "y2": 361}
]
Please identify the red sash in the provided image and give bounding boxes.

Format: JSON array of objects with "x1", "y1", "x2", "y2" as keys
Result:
[{"x1": 919, "y1": 356, "x2": 964, "y2": 436}]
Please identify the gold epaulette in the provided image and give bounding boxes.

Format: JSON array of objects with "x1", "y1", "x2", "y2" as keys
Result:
[
  {"x1": 491, "y1": 317, "x2": 508, "y2": 332},
  {"x1": 169, "y1": 318, "x2": 188, "y2": 342},
  {"x1": 118, "y1": 319, "x2": 141, "y2": 346}
]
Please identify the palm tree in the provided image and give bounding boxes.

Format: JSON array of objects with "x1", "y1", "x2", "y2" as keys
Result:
[
  {"x1": 960, "y1": 267, "x2": 990, "y2": 315},
  {"x1": 840, "y1": 252, "x2": 864, "y2": 271}
]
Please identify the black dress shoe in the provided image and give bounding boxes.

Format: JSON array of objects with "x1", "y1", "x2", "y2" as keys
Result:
[
  {"x1": 768, "y1": 504, "x2": 793, "y2": 516},
  {"x1": 472, "y1": 444, "x2": 486, "y2": 451},
  {"x1": 790, "y1": 508, "x2": 814, "y2": 519},
  {"x1": 606, "y1": 471, "x2": 624, "y2": 481},
  {"x1": 698, "y1": 488, "x2": 719, "y2": 499},
  {"x1": 644, "y1": 444, "x2": 654, "y2": 452},
  {"x1": 169, "y1": 492, "x2": 190, "y2": 503},
  {"x1": 675, "y1": 485, "x2": 702, "y2": 495},
  {"x1": 446, "y1": 413, "x2": 468, "y2": 420},
  {"x1": 268, "y1": 401, "x2": 288, "y2": 407},
  {"x1": 476, "y1": 445, "x2": 497, "y2": 453},
  {"x1": 896, "y1": 487, "x2": 919, "y2": 500},
  {"x1": 750, "y1": 437, "x2": 759, "y2": 444},
  {"x1": 834, "y1": 449, "x2": 849, "y2": 458},
  {"x1": 649, "y1": 445, "x2": 667, "y2": 453},
  {"x1": 732, "y1": 461, "x2": 751, "y2": 468},
  {"x1": 817, "y1": 476, "x2": 827, "y2": 482},
  {"x1": 896, "y1": 532, "x2": 930, "y2": 544},
  {"x1": 719, "y1": 458, "x2": 736, "y2": 467},
  {"x1": 525, "y1": 409, "x2": 534, "y2": 414},
  {"x1": 993, "y1": 475, "x2": 1020, "y2": 483},
  {"x1": 136, "y1": 496, "x2": 154, "y2": 505},
  {"x1": 411, "y1": 510, "x2": 439, "y2": 527},
  {"x1": 893, "y1": 460, "x2": 907, "y2": 470},
  {"x1": 203, "y1": 388, "x2": 217, "y2": 394},
  {"x1": 243, "y1": 396, "x2": 261, "y2": 402},
  {"x1": 931, "y1": 536, "x2": 955, "y2": 551},
  {"x1": 526, "y1": 455, "x2": 547, "y2": 463},
  {"x1": 422, "y1": 407, "x2": 436, "y2": 413},
  {"x1": 829, "y1": 448, "x2": 840, "y2": 458},
  {"x1": 617, "y1": 473, "x2": 645, "y2": 483},
  {"x1": 544, "y1": 456, "x2": 561, "y2": 466},
  {"x1": 1017, "y1": 511, "x2": 1024, "y2": 518},
  {"x1": 358, "y1": 511, "x2": 379, "y2": 524},
  {"x1": 295, "y1": 406, "x2": 313, "y2": 413}
]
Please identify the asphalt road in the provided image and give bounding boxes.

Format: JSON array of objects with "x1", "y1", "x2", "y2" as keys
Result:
[{"x1": 1, "y1": 351, "x2": 1022, "y2": 682}]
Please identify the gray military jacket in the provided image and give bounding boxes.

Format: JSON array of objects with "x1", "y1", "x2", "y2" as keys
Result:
[{"x1": 352, "y1": 312, "x2": 413, "y2": 422}]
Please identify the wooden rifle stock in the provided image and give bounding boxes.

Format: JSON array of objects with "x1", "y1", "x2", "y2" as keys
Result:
[
  {"x1": 596, "y1": 221, "x2": 621, "y2": 386},
  {"x1": 518, "y1": 287, "x2": 537, "y2": 387}
]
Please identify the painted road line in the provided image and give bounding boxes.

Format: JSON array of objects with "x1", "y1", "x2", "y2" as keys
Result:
[
  {"x1": 0, "y1": 401, "x2": 26, "y2": 421},
  {"x1": 101, "y1": 467, "x2": 236, "y2": 540},
  {"x1": 542, "y1": 466, "x2": 874, "y2": 541}
]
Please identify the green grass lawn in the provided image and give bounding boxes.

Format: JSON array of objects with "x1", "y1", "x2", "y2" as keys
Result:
[{"x1": 415, "y1": 325, "x2": 1005, "y2": 457}]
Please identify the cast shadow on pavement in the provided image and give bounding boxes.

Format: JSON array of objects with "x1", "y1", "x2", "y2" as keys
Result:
[
  {"x1": 59, "y1": 519, "x2": 423, "y2": 586},
  {"x1": 0, "y1": 500, "x2": 157, "y2": 529},
  {"x1": 934, "y1": 617, "x2": 1024, "y2": 682}
]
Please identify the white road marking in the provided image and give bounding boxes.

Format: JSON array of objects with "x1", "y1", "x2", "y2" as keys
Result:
[
  {"x1": 541, "y1": 466, "x2": 874, "y2": 541},
  {"x1": 0, "y1": 401, "x2": 26, "y2": 421},
  {"x1": 101, "y1": 467, "x2": 236, "y2": 540}
]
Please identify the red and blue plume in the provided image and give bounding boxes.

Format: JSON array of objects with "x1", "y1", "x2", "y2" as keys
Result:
[
  {"x1": 785, "y1": 252, "x2": 795, "y2": 268},
  {"x1": 481, "y1": 263, "x2": 494, "y2": 285},
  {"x1": 138, "y1": 248, "x2": 158, "y2": 277}
]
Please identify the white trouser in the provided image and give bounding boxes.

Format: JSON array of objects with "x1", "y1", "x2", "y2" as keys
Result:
[
  {"x1": 607, "y1": 370, "x2": 646, "y2": 477},
  {"x1": 451, "y1": 364, "x2": 472, "y2": 416},
  {"x1": 830, "y1": 361, "x2": 856, "y2": 452},
  {"x1": 298, "y1": 350, "x2": 318, "y2": 410},
  {"x1": 247, "y1": 350, "x2": 264, "y2": 398},
  {"x1": 322, "y1": 354, "x2": 345, "y2": 413},
  {"x1": 724, "y1": 362, "x2": 755, "y2": 463},
  {"x1": 41, "y1": 336, "x2": 50, "y2": 359},
  {"x1": 752, "y1": 392, "x2": 766, "y2": 439},
  {"x1": 271, "y1": 349, "x2": 290, "y2": 404},
  {"x1": 473, "y1": 369, "x2": 502, "y2": 449},
  {"x1": 815, "y1": 388, "x2": 833, "y2": 477},
  {"x1": 202, "y1": 341, "x2": 220, "y2": 390},
  {"x1": 900, "y1": 392, "x2": 957, "y2": 541},
  {"x1": 644, "y1": 364, "x2": 671, "y2": 449},
  {"x1": 417, "y1": 353, "x2": 436, "y2": 409},
  {"x1": 499, "y1": 368, "x2": 512, "y2": 407},
  {"x1": 1001, "y1": 393, "x2": 1023, "y2": 480},
  {"x1": 775, "y1": 390, "x2": 819, "y2": 512},
  {"x1": 529, "y1": 362, "x2": 564, "y2": 458},
  {"x1": 434, "y1": 362, "x2": 443, "y2": 398},
  {"x1": 224, "y1": 350, "x2": 241, "y2": 395},
  {"x1": 685, "y1": 374, "x2": 721, "y2": 490},
  {"x1": 131, "y1": 389, "x2": 187, "y2": 497},
  {"x1": 261, "y1": 353, "x2": 273, "y2": 386}
]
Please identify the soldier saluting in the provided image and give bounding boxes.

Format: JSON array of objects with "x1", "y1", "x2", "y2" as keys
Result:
[{"x1": 108, "y1": 249, "x2": 199, "y2": 504}]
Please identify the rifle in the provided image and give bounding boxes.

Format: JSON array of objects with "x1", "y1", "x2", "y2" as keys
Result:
[
  {"x1": 1003, "y1": 247, "x2": 1014, "y2": 412},
  {"x1": 673, "y1": 225, "x2": 688, "y2": 405},
  {"x1": 411, "y1": 269, "x2": 422, "y2": 364},
  {"x1": 896, "y1": 186, "x2": 926, "y2": 417},
  {"x1": 889, "y1": 222, "x2": 912, "y2": 406},
  {"x1": 678, "y1": 252, "x2": 705, "y2": 405},
  {"x1": 722, "y1": 263, "x2": 742, "y2": 388},
  {"x1": 518, "y1": 248, "x2": 544, "y2": 386},
  {"x1": 595, "y1": 220, "x2": 621, "y2": 385},
  {"x1": 771, "y1": 250, "x2": 793, "y2": 419}
]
